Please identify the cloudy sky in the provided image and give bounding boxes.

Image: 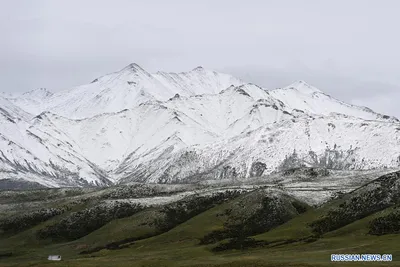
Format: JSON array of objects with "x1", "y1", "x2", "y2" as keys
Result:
[{"x1": 1, "y1": 0, "x2": 399, "y2": 117}]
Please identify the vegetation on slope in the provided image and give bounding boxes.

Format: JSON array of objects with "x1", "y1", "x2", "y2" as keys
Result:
[
  {"x1": 309, "y1": 171, "x2": 400, "y2": 235},
  {"x1": 36, "y1": 202, "x2": 144, "y2": 241},
  {"x1": 200, "y1": 192, "x2": 309, "y2": 247},
  {"x1": 369, "y1": 207, "x2": 400, "y2": 235},
  {"x1": 0, "y1": 170, "x2": 400, "y2": 267},
  {"x1": 0, "y1": 208, "x2": 66, "y2": 236}
]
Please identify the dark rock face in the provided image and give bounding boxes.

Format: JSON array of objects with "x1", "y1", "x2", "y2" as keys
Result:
[
  {"x1": 220, "y1": 166, "x2": 238, "y2": 180},
  {"x1": 249, "y1": 162, "x2": 266, "y2": 177},
  {"x1": 279, "y1": 150, "x2": 305, "y2": 170},
  {"x1": 235, "y1": 88, "x2": 251, "y2": 97},
  {"x1": 279, "y1": 146, "x2": 361, "y2": 172},
  {"x1": 282, "y1": 167, "x2": 330, "y2": 178}
]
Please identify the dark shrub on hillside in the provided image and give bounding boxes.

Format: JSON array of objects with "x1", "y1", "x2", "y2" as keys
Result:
[
  {"x1": 291, "y1": 201, "x2": 308, "y2": 214},
  {"x1": 212, "y1": 237, "x2": 265, "y2": 252},
  {"x1": 226, "y1": 196, "x2": 296, "y2": 236},
  {"x1": 0, "y1": 208, "x2": 65, "y2": 235},
  {"x1": 200, "y1": 196, "x2": 308, "y2": 245},
  {"x1": 369, "y1": 210, "x2": 400, "y2": 235},
  {"x1": 310, "y1": 171, "x2": 400, "y2": 235},
  {"x1": 37, "y1": 202, "x2": 143, "y2": 241},
  {"x1": 200, "y1": 229, "x2": 229, "y2": 245},
  {"x1": 155, "y1": 190, "x2": 242, "y2": 232},
  {"x1": 310, "y1": 199, "x2": 390, "y2": 235}
]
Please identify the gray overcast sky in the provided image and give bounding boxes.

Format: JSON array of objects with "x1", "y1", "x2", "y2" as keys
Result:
[{"x1": 1, "y1": 0, "x2": 399, "y2": 117}]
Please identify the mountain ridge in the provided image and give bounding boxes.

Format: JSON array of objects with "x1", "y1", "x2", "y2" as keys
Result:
[
  {"x1": 5, "y1": 63, "x2": 244, "y2": 120},
  {"x1": 0, "y1": 64, "x2": 399, "y2": 187}
]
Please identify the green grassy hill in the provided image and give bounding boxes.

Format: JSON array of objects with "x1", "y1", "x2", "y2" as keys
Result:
[{"x1": 1, "y1": 171, "x2": 399, "y2": 267}]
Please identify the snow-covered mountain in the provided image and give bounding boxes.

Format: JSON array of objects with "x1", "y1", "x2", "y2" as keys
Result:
[
  {"x1": 269, "y1": 81, "x2": 397, "y2": 122},
  {"x1": 0, "y1": 97, "x2": 111, "y2": 187},
  {"x1": 1, "y1": 64, "x2": 399, "y2": 187},
  {"x1": 126, "y1": 113, "x2": 400, "y2": 183},
  {"x1": 0, "y1": 96, "x2": 32, "y2": 122},
  {"x1": 7, "y1": 64, "x2": 243, "y2": 120}
]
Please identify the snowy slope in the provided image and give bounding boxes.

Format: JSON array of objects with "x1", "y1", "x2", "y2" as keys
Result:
[
  {"x1": 153, "y1": 66, "x2": 242, "y2": 96},
  {"x1": 269, "y1": 81, "x2": 398, "y2": 122},
  {"x1": 39, "y1": 105, "x2": 218, "y2": 172},
  {"x1": 7, "y1": 64, "x2": 243, "y2": 119},
  {"x1": 5, "y1": 89, "x2": 53, "y2": 115},
  {"x1": 22, "y1": 88, "x2": 53, "y2": 100},
  {"x1": 0, "y1": 98, "x2": 112, "y2": 187},
  {"x1": 116, "y1": 114, "x2": 400, "y2": 183},
  {"x1": 23, "y1": 83, "x2": 399, "y2": 185},
  {"x1": 33, "y1": 84, "x2": 292, "y2": 172},
  {"x1": 0, "y1": 96, "x2": 33, "y2": 122},
  {"x1": 1, "y1": 65, "x2": 399, "y2": 187}
]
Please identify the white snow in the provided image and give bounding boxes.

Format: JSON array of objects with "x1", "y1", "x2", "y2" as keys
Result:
[
  {"x1": 268, "y1": 81, "x2": 397, "y2": 122},
  {"x1": 6, "y1": 64, "x2": 243, "y2": 120},
  {"x1": 1, "y1": 64, "x2": 399, "y2": 187}
]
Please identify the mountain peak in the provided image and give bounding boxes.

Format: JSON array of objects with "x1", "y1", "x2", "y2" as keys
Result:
[
  {"x1": 22, "y1": 88, "x2": 53, "y2": 99},
  {"x1": 192, "y1": 66, "x2": 205, "y2": 72},
  {"x1": 286, "y1": 80, "x2": 322, "y2": 94},
  {"x1": 121, "y1": 63, "x2": 146, "y2": 73}
]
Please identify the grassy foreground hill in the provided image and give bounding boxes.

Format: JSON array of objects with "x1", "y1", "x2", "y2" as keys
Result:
[{"x1": 0, "y1": 170, "x2": 399, "y2": 266}]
